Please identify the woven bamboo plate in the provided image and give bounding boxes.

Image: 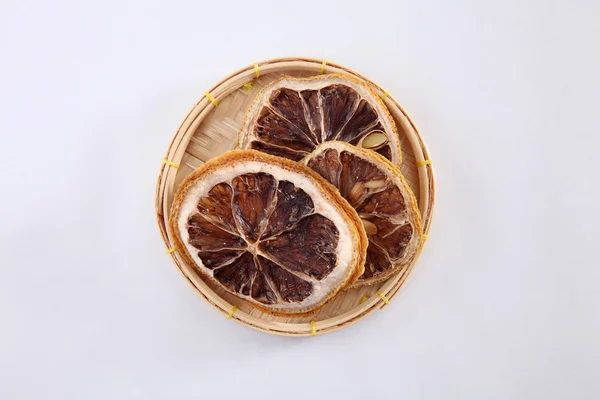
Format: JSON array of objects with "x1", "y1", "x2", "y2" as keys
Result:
[{"x1": 156, "y1": 57, "x2": 435, "y2": 336}]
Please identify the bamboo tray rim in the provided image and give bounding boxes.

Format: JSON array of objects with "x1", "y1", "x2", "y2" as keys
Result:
[{"x1": 155, "y1": 57, "x2": 435, "y2": 336}]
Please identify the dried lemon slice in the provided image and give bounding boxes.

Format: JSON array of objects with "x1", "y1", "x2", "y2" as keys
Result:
[
  {"x1": 303, "y1": 142, "x2": 423, "y2": 286},
  {"x1": 238, "y1": 73, "x2": 402, "y2": 166},
  {"x1": 169, "y1": 150, "x2": 367, "y2": 315}
]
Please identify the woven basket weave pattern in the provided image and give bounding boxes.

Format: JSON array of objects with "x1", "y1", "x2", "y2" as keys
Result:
[{"x1": 155, "y1": 58, "x2": 435, "y2": 336}]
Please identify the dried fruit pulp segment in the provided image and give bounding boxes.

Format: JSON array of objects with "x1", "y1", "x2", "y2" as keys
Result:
[
  {"x1": 176, "y1": 159, "x2": 359, "y2": 311},
  {"x1": 240, "y1": 74, "x2": 401, "y2": 166},
  {"x1": 305, "y1": 142, "x2": 422, "y2": 284}
]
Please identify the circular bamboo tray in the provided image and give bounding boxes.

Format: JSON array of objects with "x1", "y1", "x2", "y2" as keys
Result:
[{"x1": 155, "y1": 57, "x2": 435, "y2": 336}]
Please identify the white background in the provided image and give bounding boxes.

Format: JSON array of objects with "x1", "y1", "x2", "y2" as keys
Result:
[{"x1": 1, "y1": 1, "x2": 599, "y2": 399}]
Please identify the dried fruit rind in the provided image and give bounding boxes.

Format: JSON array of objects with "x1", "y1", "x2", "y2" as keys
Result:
[
  {"x1": 303, "y1": 141, "x2": 423, "y2": 286},
  {"x1": 169, "y1": 150, "x2": 368, "y2": 315},
  {"x1": 238, "y1": 73, "x2": 403, "y2": 166}
]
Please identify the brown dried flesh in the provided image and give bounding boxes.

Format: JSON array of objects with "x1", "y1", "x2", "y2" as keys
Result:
[
  {"x1": 186, "y1": 172, "x2": 340, "y2": 304},
  {"x1": 307, "y1": 148, "x2": 416, "y2": 282},
  {"x1": 250, "y1": 84, "x2": 395, "y2": 163}
]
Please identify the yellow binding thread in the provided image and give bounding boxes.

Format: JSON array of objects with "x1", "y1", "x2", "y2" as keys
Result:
[
  {"x1": 416, "y1": 159, "x2": 432, "y2": 167},
  {"x1": 422, "y1": 234, "x2": 429, "y2": 241},
  {"x1": 226, "y1": 306, "x2": 237, "y2": 320},
  {"x1": 320, "y1": 59, "x2": 327, "y2": 74},
  {"x1": 359, "y1": 294, "x2": 370, "y2": 304},
  {"x1": 253, "y1": 62, "x2": 260, "y2": 79},
  {"x1": 166, "y1": 247, "x2": 177, "y2": 254},
  {"x1": 376, "y1": 290, "x2": 390, "y2": 305},
  {"x1": 381, "y1": 90, "x2": 390, "y2": 100},
  {"x1": 162, "y1": 159, "x2": 180, "y2": 169},
  {"x1": 310, "y1": 321, "x2": 316, "y2": 336},
  {"x1": 242, "y1": 81, "x2": 254, "y2": 92},
  {"x1": 204, "y1": 91, "x2": 218, "y2": 107}
]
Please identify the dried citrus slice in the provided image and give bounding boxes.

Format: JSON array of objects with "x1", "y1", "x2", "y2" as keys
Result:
[
  {"x1": 169, "y1": 150, "x2": 367, "y2": 315},
  {"x1": 238, "y1": 73, "x2": 402, "y2": 166},
  {"x1": 302, "y1": 141, "x2": 423, "y2": 286}
]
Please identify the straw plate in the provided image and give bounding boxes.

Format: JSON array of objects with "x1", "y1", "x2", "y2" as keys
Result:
[{"x1": 155, "y1": 57, "x2": 435, "y2": 336}]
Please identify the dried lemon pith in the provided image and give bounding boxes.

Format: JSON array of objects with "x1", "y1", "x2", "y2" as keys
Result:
[
  {"x1": 238, "y1": 73, "x2": 402, "y2": 166},
  {"x1": 303, "y1": 142, "x2": 423, "y2": 286},
  {"x1": 169, "y1": 150, "x2": 367, "y2": 315}
]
